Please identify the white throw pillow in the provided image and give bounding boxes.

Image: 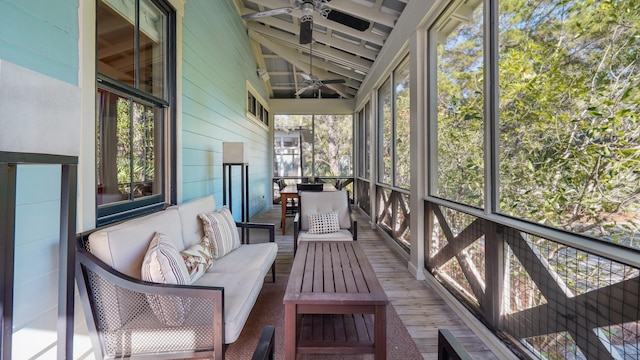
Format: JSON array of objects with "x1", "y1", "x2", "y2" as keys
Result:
[
  {"x1": 180, "y1": 235, "x2": 214, "y2": 283},
  {"x1": 198, "y1": 206, "x2": 241, "y2": 259},
  {"x1": 307, "y1": 211, "x2": 340, "y2": 234},
  {"x1": 141, "y1": 232, "x2": 191, "y2": 326}
]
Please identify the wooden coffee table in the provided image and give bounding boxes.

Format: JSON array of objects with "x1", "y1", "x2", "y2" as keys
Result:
[{"x1": 284, "y1": 241, "x2": 389, "y2": 359}]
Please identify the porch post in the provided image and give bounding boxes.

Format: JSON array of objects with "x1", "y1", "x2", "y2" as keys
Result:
[{"x1": 408, "y1": 30, "x2": 426, "y2": 280}]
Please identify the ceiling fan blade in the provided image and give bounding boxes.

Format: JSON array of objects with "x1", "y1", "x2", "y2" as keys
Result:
[
  {"x1": 241, "y1": 7, "x2": 293, "y2": 20},
  {"x1": 295, "y1": 85, "x2": 314, "y2": 96},
  {"x1": 300, "y1": 73, "x2": 313, "y2": 81},
  {"x1": 326, "y1": 10, "x2": 370, "y2": 31},
  {"x1": 319, "y1": 79, "x2": 345, "y2": 84},
  {"x1": 299, "y1": 18, "x2": 313, "y2": 44}
]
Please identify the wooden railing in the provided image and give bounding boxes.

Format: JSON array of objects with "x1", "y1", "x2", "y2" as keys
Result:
[
  {"x1": 355, "y1": 181, "x2": 410, "y2": 253},
  {"x1": 426, "y1": 201, "x2": 640, "y2": 359},
  {"x1": 375, "y1": 185, "x2": 410, "y2": 252},
  {"x1": 0, "y1": 152, "x2": 78, "y2": 360}
]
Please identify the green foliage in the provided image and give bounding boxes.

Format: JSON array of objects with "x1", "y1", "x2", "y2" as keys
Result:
[
  {"x1": 274, "y1": 114, "x2": 353, "y2": 178},
  {"x1": 439, "y1": 0, "x2": 640, "y2": 245}
]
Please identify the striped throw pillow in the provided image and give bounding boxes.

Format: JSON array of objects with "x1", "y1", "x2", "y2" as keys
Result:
[
  {"x1": 198, "y1": 206, "x2": 241, "y2": 259},
  {"x1": 141, "y1": 232, "x2": 191, "y2": 326}
]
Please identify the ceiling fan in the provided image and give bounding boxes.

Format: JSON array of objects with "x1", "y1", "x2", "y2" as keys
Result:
[
  {"x1": 295, "y1": 41, "x2": 345, "y2": 98},
  {"x1": 241, "y1": 0, "x2": 370, "y2": 44}
]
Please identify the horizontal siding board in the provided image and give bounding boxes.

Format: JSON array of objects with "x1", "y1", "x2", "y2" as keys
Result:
[
  {"x1": 0, "y1": 1, "x2": 78, "y2": 84},
  {"x1": 5, "y1": 0, "x2": 79, "y2": 34},
  {"x1": 13, "y1": 235, "x2": 60, "y2": 285},
  {"x1": 14, "y1": 201, "x2": 61, "y2": 245},
  {"x1": 12, "y1": 270, "x2": 58, "y2": 329},
  {"x1": 182, "y1": 148, "x2": 215, "y2": 166},
  {"x1": 181, "y1": 1, "x2": 271, "y2": 211},
  {"x1": 12, "y1": 308, "x2": 58, "y2": 358},
  {"x1": 181, "y1": 165, "x2": 219, "y2": 183},
  {"x1": 15, "y1": 165, "x2": 61, "y2": 204}
]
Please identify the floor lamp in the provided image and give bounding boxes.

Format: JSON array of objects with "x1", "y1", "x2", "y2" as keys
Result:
[{"x1": 222, "y1": 142, "x2": 249, "y2": 222}]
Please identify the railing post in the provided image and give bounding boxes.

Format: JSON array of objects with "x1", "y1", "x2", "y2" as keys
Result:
[
  {"x1": 0, "y1": 161, "x2": 17, "y2": 360},
  {"x1": 58, "y1": 164, "x2": 77, "y2": 360},
  {"x1": 485, "y1": 221, "x2": 505, "y2": 329}
]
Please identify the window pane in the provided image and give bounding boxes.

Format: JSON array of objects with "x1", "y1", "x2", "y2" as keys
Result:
[
  {"x1": 138, "y1": 0, "x2": 166, "y2": 98},
  {"x1": 378, "y1": 77, "x2": 392, "y2": 184},
  {"x1": 273, "y1": 115, "x2": 311, "y2": 177},
  {"x1": 314, "y1": 114, "x2": 353, "y2": 177},
  {"x1": 498, "y1": 0, "x2": 640, "y2": 247},
  {"x1": 357, "y1": 108, "x2": 366, "y2": 177},
  {"x1": 97, "y1": 0, "x2": 135, "y2": 87},
  {"x1": 131, "y1": 102, "x2": 160, "y2": 199},
  {"x1": 97, "y1": 89, "x2": 131, "y2": 205},
  {"x1": 364, "y1": 105, "x2": 370, "y2": 179},
  {"x1": 97, "y1": 89, "x2": 161, "y2": 206},
  {"x1": 434, "y1": 3, "x2": 484, "y2": 207},
  {"x1": 394, "y1": 58, "x2": 410, "y2": 189}
]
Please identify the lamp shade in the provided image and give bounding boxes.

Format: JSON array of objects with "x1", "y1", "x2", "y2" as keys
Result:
[{"x1": 223, "y1": 142, "x2": 247, "y2": 164}]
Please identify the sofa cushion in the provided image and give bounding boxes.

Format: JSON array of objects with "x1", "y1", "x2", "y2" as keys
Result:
[
  {"x1": 192, "y1": 269, "x2": 264, "y2": 343},
  {"x1": 171, "y1": 195, "x2": 217, "y2": 249},
  {"x1": 307, "y1": 211, "x2": 340, "y2": 234},
  {"x1": 198, "y1": 207, "x2": 240, "y2": 259},
  {"x1": 88, "y1": 208, "x2": 184, "y2": 279},
  {"x1": 180, "y1": 236, "x2": 214, "y2": 283},
  {"x1": 141, "y1": 232, "x2": 191, "y2": 326},
  {"x1": 297, "y1": 229, "x2": 354, "y2": 243},
  {"x1": 208, "y1": 243, "x2": 278, "y2": 278}
]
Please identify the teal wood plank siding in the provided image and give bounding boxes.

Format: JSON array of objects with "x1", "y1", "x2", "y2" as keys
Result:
[
  {"x1": 0, "y1": 0, "x2": 80, "y2": 358},
  {"x1": 181, "y1": 0, "x2": 272, "y2": 219},
  {"x1": 2, "y1": 0, "x2": 274, "y2": 357},
  {"x1": 0, "y1": 0, "x2": 79, "y2": 85}
]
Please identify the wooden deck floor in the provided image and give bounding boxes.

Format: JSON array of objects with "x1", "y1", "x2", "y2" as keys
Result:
[{"x1": 254, "y1": 205, "x2": 500, "y2": 360}]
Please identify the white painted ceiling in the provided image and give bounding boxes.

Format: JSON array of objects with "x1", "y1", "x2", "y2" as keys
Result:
[{"x1": 234, "y1": 0, "x2": 409, "y2": 99}]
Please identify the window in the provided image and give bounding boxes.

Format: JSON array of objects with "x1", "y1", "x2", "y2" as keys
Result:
[
  {"x1": 377, "y1": 56, "x2": 411, "y2": 189},
  {"x1": 432, "y1": 2, "x2": 484, "y2": 208},
  {"x1": 96, "y1": 0, "x2": 175, "y2": 225},
  {"x1": 274, "y1": 114, "x2": 353, "y2": 178},
  {"x1": 497, "y1": 0, "x2": 640, "y2": 246},
  {"x1": 378, "y1": 77, "x2": 392, "y2": 184},
  {"x1": 247, "y1": 85, "x2": 269, "y2": 126},
  {"x1": 394, "y1": 57, "x2": 410, "y2": 189},
  {"x1": 357, "y1": 104, "x2": 370, "y2": 179}
]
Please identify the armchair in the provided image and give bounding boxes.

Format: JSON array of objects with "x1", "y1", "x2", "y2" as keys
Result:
[{"x1": 293, "y1": 190, "x2": 357, "y2": 254}]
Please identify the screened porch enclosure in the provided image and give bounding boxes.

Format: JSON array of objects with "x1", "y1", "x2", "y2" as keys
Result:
[{"x1": 2, "y1": 0, "x2": 640, "y2": 358}]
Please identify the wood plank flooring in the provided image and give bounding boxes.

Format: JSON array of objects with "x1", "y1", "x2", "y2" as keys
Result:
[{"x1": 253, "y1": 206, "x2": 500, "y2": 360}]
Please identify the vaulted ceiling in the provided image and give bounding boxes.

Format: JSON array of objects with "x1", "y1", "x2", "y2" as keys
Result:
[{"x1": 233, "y1": 0, "x2": 408, "y2": 99}]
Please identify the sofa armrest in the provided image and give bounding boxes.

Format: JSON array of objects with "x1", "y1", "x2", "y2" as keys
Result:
[
  {"x1": 438, "y1": 329, "x2": 473, "y2": 360},
  {"x1": 251, "y1": 325, "x2": 275, "y2": 360},
  {"x1": 75, "y1": 238, "x2": 225, "y2": 360},
  {"x1": 235, "y1": 222, "x2": 275, "y2": 244},
  {"x1": 293, "y1": 212, "x2": 301, "y2": 254},
  {"x1": 350, "y1": 212, "x2": 358, "y2": 240}
]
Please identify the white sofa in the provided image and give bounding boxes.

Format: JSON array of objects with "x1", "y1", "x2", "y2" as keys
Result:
[{"x1": 76, "y1": 195, "x2": 278, "y2": 360}]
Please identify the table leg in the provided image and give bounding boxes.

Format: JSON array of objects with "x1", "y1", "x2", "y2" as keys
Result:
[
  {"x1": 284, "y1": 303, "x2": 296, "y2": 360},
  {"x1": 374, "y1": 304, "x2": 387, "y2": 359},
  {"x1": 281, "y1": 195, "x2": 287, "y2": 235}
]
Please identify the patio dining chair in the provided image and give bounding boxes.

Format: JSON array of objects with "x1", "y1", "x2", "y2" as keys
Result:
[{"x1": 293, "y1": 189, "x2": 357, "y2": 254}]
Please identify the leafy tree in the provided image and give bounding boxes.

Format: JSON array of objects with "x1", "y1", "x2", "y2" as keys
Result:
[{"x1": 438, "y1": 0, "x2": 640, "y2": 246}]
